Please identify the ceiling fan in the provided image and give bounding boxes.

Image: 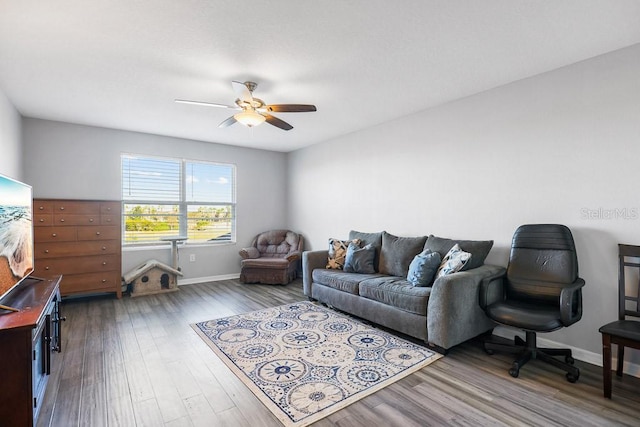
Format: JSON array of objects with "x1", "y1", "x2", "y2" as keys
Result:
[{"x1": 175, "y1": 81, "x2": 316, "y2": 131}]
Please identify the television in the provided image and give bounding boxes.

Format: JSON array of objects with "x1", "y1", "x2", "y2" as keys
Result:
[{"x1": 0, "y1": 173, "x2": 34, "y2": 311}]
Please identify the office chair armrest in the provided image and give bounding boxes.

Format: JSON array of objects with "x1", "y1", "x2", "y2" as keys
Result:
[
  {"x1": 559, "y1": 278, "x2": 585, "y2": 326},
  {"x1": 479, "y1": 270, "x2": 506, "y2": 309}
]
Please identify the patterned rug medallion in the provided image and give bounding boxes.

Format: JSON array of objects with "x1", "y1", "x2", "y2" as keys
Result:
[{"x1": 192, "y1": 301, "x2": 442, "y2": 427}]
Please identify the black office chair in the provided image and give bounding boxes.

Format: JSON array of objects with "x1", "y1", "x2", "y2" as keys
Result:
[
  {"x1": 482, "y1": 224, "x2": 585, "y2": 382},
  {"x1": 599, "y1": 244, "x2": 640, "y2": 399}
]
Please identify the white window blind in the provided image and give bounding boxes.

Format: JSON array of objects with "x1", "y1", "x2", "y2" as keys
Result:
[{"x1": 121, "y1": 154, "x2": 235, "y2": 245}]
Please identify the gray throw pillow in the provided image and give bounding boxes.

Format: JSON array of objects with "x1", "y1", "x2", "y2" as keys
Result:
[
  {"x1": 344, "y1": 243, "x2": 376, "y2": 274},
  {"x1": 349, "y1": 230, "x2": 383, "y2": 271},
  {"x1": 407, "y1": 249, "x2": 442, "y2": 287},
  {"x1": 379, "y1": 232, "x2": 428, "y2": 277},
  {"x1": 424, "y1": 235, "x2": 493, "y2": 270}
]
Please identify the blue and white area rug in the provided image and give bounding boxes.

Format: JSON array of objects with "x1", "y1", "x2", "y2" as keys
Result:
[{"x1": 192, "y1": 301, "x2": 442, "y2": 427}]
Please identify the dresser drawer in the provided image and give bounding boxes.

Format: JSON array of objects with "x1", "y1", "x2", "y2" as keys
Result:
[
  {"x1": 33, "y1": 200, "x2": 54, "y2": 213},
  {"x1": 35, "y1": 240, "x2": 119, "y2": 258},
  {"x1": 101, "y1": 202, "x2": 120, "y2": 215},
  {"x1": 33, "y1": 213, "x2": 53, "y2": 227},
  {"x1": 35, "y1": 254, "x2": 120, "y2": 276},
  {"x1": 77, "y1": 226, "x2": 120, "y2": 241},
  {"x1": 34, "y1": 227, "x2": 77, "y2": 242},
  {"x1": 52, "y1": 201, "x2": 100, "y2": 214},
  {"x1": 59, "y1": 271, "x2": 122, "y2": 295},
  {"x1": 101, "y1": 215, "x2": 120, "y2": 225},
  {"x1": 53, "y1": 214, "x2": 101, "y2": 226}
]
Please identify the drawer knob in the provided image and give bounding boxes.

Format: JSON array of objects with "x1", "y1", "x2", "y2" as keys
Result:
[
  {"x1": 39, "y1": 206, "x2": 44, "y2": 210},
  {"x1": 106, "y1": 218, "x2": 111, "y2": 222},
  {"x1": 106, "y1": 207, "x2": 111, "y2": 211},
  {"x1": 102, "y1": 246, "x2": 106, "y2": 250},
  {"x1": 60, "y1": 219, "x2": 65, "y2": 222},
  {"x1": 45, "y1": 267, "x2": 50, "y2": 270},
  {"x1": 52, "y1": 233, "x2": 57, "y2": 237},
  {"x1": 102, "y1": 279, "x2": 107, "y2": 283},
  {"x1": 39, "y1": 219, "x2": 44, "y2": 222},
  {"x1": 44, "y1": 250, "x2": 49, "y2": 254},
  {"x1": 96, "y1": 231, "x2": 101, "y2": 236},
  {"x1": 89, "y1": 218, "x2": 94, "y2": 222},
  {"x1": 60, "y1": 207, "x2": 64, "y2": 211},
  {"x1": 102, "y1": 261, "x2": 107, "y2": 266}
]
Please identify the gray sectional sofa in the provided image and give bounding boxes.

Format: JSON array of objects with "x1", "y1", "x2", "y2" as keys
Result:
[{"x1": 302, "y1": 230, "x2": 506, "y2": 353}]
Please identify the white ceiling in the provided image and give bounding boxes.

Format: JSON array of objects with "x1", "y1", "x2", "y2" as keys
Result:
[{"x1": 1, "y1": 1, "x2": 639, "y2": 152}]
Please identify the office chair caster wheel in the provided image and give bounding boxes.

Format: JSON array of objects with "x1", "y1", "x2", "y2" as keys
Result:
[
  {"x1": 565, "y1": 355, "x2": 575, "y2": 365},
  {"x1": 566, "y1": 371, "x2": 579, "y2": 383},
  {"x1": 509, "y1": 365, "x2": 519, "y2": 378},
  {"x1": 483, "y1": 346, "x2": 494, "y2": 355}
]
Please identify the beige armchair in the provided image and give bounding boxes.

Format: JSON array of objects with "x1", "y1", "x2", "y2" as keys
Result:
[{"x1": 239, "y1": 230, "x2": 304, "y2": 285}]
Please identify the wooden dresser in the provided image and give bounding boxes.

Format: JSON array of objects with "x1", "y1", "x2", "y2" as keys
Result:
[{"x1": 33, "y1": 199, "x2": 122, "y2": 298}]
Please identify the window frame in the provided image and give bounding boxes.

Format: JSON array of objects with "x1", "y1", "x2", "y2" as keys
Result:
[{"x1": 121, "y1": 153, "x2": 236, "y2": 247}]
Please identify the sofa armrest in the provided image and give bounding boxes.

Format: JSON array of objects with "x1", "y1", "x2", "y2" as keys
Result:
[
  {"x1": 286, "y1": 250, "x2": 302, "y2": 262},
  {"x1": 302, "y1": 250, "x2": 328, "y2": 297},
  {"x1": 239, "y1": 247, "x2": 260, "y2": 259},
  {"x1": 427, "y1": 264, "x2": 506, "y2": 350}
]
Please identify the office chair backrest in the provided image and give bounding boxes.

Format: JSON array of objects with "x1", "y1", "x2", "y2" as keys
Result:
[
  {"x1": 618, "y1": 244, "x2": 640, "y2": 321},
  {"x1": 507, "y1": 224, "x2": 579, "y2": 304}
]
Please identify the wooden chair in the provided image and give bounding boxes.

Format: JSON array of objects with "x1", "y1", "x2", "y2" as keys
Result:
[{"x1": 599, "y1": 244, "x2": 640, "y2": 398}]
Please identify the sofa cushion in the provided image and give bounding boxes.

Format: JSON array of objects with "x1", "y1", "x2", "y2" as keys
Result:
[
  {"x1": 436, "y1": 244, "x2": 471, "y2": 278},
  {"x1": 326, "y1": 238, "x2": 362, "y2": 269},
  {"x1": 407, "y1": 249, "x2": 442, "y2": 287},
  {"x1": 312, "y1": 269, "x2": 381, "y2": 294},
  {"x1": 379, "y1": 232, "x2": 428, "y2": 277},
  {"x1": 241, "y1": 257, "x2": 292, "y2": 270},
  {"x1": 344, "y1": 243, "x2": 376, "y2": 274},
  {"x1": 359, "y1": 277, "x2": 432, "y2": 316},
  {"x1": 425, "y1": 235, "x2": 493, "y2": 270},
  {"x1": 349, "y1": 230, "x2": 383, "y2": 271}
]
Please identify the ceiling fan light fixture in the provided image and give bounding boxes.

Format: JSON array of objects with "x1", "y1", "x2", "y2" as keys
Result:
[{"x1": 234, "y1": 110, "x2": 265, "y2": 127}]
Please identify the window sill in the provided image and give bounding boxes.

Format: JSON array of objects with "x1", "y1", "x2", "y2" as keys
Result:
[{"x1": 122, "y1": 241, "x2": 236, "y2": 252}]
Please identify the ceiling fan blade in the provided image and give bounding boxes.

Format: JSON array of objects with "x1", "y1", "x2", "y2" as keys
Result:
[
  {"x1": 218, "y1": 116, "x2": 237, "y2": 128},
  {"x1": 231, "y1": 81, "x2": 253, "y2": 103},
  {"x1": 264, "y1": 114, "x2": 293, "y2": 131},
  {"x1": 266, "y1": 104, "x2": 317, "y2": 113},
  {"x1": 175, "y1": 99, "x2": 237, "y2": 109}
]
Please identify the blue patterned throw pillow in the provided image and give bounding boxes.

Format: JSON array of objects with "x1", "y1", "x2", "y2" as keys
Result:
[
  {"x1": 436, "y1": 244, "x2": 471, "y2": 278},
  {"x1": 407, "y1": 249, "x2": 442, "y2": 287}
]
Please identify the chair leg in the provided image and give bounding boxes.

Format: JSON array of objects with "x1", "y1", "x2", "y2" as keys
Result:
[
  {"x1": 616, "y1": 344, "x2": 624, "y2": 377},
  {"x1": 602, "y1": 333, "x2": 612, "y2": 399}
]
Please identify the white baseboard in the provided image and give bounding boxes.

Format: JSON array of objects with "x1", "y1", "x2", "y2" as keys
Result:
[
  {"x1": 177, "y1": 274, "x2": 240, "y2": 286},
  {"x1": 493, "y1": 327, "x2": 640, "y2": 378}
]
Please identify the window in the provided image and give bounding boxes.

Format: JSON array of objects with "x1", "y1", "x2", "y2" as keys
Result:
[{"x1": 121, "y1": 154, "x2": 235, "y2": 246}]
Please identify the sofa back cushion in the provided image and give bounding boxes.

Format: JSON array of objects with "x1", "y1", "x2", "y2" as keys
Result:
[
  {"x1": 424, "y1": 235, "x2": 493, "y2": 270},
  {"x1": 379, "y1": 232, "x2": 428, "y2": 277},
  {"x1": 255, "y1": 230, "x2": 303, "y2": 258}
]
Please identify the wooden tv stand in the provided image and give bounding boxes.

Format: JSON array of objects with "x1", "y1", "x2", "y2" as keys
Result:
[{"x1": 0, "y1": 276, "x2": 63, "y2": 426}]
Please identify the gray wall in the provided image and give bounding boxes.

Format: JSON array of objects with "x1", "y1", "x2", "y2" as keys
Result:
[
  {"x1": 23, "y1": 119, "x2": 288, "y2": 281},
  {"x1": 0, "y1": 88, "x2": 22, "y2": 180},
  {"x1": 287, "y1": 44, "x2": 640, "y2": 367}
]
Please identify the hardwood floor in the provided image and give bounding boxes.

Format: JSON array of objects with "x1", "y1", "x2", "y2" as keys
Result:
[{"x1": 39, "y1": 278, "x2": 640, "y2": 427}]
